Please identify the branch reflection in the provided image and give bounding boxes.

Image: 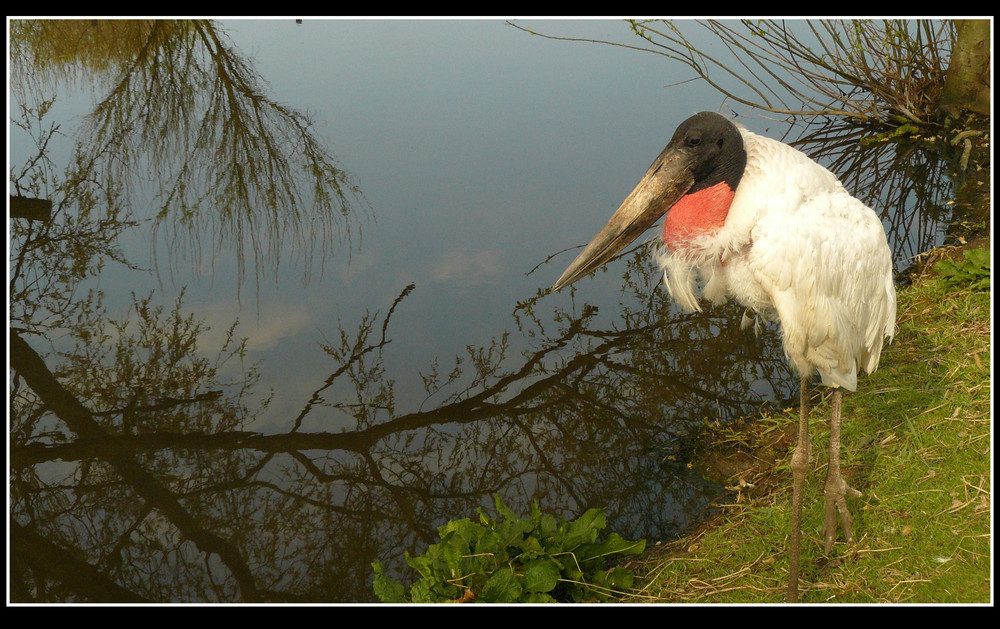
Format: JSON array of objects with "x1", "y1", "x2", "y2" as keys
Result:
[
  {"x1": 10, "y1": 19, "x2": 367, "y2": 285},
  {"x1": 11, "y1": 247, "x2": 800, "y2": 602}
]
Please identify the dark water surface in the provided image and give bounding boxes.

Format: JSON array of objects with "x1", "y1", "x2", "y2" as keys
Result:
[{"x1": 9, "y1": 19, "x2": 956, "y2": 602}]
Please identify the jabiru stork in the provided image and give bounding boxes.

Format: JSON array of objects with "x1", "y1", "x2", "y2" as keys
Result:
[{"x1": 552, "y1": 111, "x2": 897, "y2": 603}]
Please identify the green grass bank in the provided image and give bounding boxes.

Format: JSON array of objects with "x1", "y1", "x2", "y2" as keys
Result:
[{"x1": 623, "y1": 240, "x2": 992, "y2": 604}]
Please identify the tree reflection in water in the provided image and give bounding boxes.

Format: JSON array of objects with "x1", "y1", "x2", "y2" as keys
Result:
[{"x1": 11, "y1": 253, "x2": 798, "y2": 602}]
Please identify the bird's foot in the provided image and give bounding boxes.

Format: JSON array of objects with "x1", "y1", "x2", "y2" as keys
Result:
[{"x1": 822, "y1": 471, "x2": 862, "y2": 554}]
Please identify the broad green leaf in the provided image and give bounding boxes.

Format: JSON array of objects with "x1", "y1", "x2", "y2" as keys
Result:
[
  {"x1": 585, "y1": 533, "x2": 647, "y2": 561},
  {"x1": 560, "y1": 508, "x2": 604, "y2": 549},
  {"x1": 479, "y1": 567, "x2": 522, "y2": 602},
  {"x1": 371, "y1": 561, "x2": 408, "y2": 603},
  {"x1": 408, "y1": 579, "x2": 435, "y2": 603},
  {"x1": 522, "y1": 558, "x2": 561, "y2": 593},
  {"x1": 494, "y1": 494, "x2": 518, "y2": 521},
  {"x1": 404, "y1": 551, "x2": 436, "y2": 580}
]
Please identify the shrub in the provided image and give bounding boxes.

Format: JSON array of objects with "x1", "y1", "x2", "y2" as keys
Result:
[{"x1": 372, "y1": 496, "x2": 646, "y2": 603}]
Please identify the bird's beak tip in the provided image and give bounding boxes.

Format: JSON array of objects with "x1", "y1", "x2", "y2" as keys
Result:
[{"x1": 550, "y1": 144, "x2": 695, "y2": 293}]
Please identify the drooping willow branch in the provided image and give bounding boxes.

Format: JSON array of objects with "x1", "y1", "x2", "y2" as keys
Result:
[{"x1": 508, "y1": 19, "x2": 955, "y2": 126}]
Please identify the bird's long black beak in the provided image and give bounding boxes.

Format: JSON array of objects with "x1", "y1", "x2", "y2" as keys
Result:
[{"x1": 551, "y1": 145, "x2": 696, "y2": 292}]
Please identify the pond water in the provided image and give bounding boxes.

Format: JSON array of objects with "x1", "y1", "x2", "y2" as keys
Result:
[{"x1": 9, "y1": 19, "x2": 957, "y2": 603}]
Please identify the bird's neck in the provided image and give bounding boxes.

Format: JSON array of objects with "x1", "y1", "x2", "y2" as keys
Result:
[{"x1": 662, "y1": 181, "x2": 735, "y2": 250}]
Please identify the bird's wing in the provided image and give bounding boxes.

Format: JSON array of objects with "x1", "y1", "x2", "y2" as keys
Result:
[{"x1": 747, "y1": 187, "x2": 897, "y2": 390}]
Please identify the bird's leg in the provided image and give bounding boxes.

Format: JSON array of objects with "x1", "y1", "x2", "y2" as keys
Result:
[
  {"x1": 787, "y1": 377, "x2": 811, "y2": 603},
  {"x1": 823, "y1": 389, "x2": 862, "y2": 553}
]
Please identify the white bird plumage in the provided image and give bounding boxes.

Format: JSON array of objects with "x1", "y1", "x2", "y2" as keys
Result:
[{"x1": 653, "y1": 126, "x2": 897, "y2": 391}]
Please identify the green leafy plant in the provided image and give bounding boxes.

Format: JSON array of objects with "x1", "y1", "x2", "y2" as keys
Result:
[
  {"x1": 933, "y1": 248, "x2": 990, "y2": 291},
  {"x1": 371, "y1": 496, "x2": 646, "y2": 603}
]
